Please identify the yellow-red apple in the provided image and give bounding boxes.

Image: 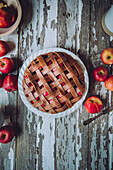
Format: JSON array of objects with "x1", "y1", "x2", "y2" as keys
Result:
[
  {"x1": 0, "y1": 125, "x2": 15, "y2": 144},
  {"x1": 3, "y1": 74, "x2": 18, "y2": 92},
  {"x1": 0, "y1": 3, "x2": 16, "y2": 28},
  {"x1": 0, "y1": 40, "x2": 9, "y2": 57},
  {"x1": 0, "y1": 57, "x2": 15, "y2": 74},
  {"x1": 93, "y1": 66, "x2": 108, "y2": 82},
  {"x1": 105, "y1": 75, "x2": 113, "y2": 91},
  {"x1": 101, "y1": 48, "x2": 113, "y2": 65},
  {"x1": 85, "y1": 96, "x2": 103, "y2": 114}
]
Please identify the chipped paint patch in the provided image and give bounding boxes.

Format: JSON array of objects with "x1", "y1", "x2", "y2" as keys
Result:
[
  {"x1": 110, "y1": 36, "x2": 113, "y2": 41},
  {"x1": 27, "y1": 110, "x2": 33, "y2": 134},
  {"x1": 87, "y1": 42, "x2": 89, "y2": 52},
  {"x1": 55, "y1": 113, "x2": 78, "y2": 169},
  {"x1": 99, "y1": 122, "x2": 107, "y2": 169},
  {"x1": 98, "y1": 82, "x2": 107, "y2": 98},
  {"x1": 8, "y1": 148, "x2": 14, "y2": 170},
  {"x1": 93, "y1": 21, "x2": 97, "y2": 41},
  {"x1": 57, "y1": 0, "x2": 68, "y2": 47},
  {"x1": 93, "y1": 44, "x2": 98, "y2": 53},
  {"x1": 0, "y1": 89, "x2": 9, "y2": 110},
  {"x1": 20, "y1": 0, "x2": 40, "y2": 57},
  {"x1": 76, "y1": 109, "x2": 82, "y2": 169},
  {"x1": 51, "y1": 19, "x2": 57, "y2": 31},
  {"x1": 108, "y1": 90, "x2": 112, "y2": 106},
  {"x1": 64, "y1": 0, "x2": 78, "y2": 50},
  {"x1": 35, "y1": 116, "x2": 55, "y2": 170},
  {"x1": 91, "y1": 124, "x2": 98, "y2": 169},
  {"x1": 39, "y1": 0, "x2": 49, "y2": 48},
  {"x1": 76, "y1": 0, "x2": 83, "y2": 52},
  {"x1": 108, "y1": 90, "x2": 113, "y2": 169},
  {"x1": 90, "y1": 118, "x2": 108, "y2": 169},
  {"x1": 39, "y1": 0, "x2": 57, "y2": 48},
  {"x1": 34, "y1": 123, "x2": 37, "y2": 131},
  {"x1": 94, "y1": 83, "x2": 106, "y2": 98},
  {"x1": 102, "y1": 37, "x2": 104, "y2": 40}
]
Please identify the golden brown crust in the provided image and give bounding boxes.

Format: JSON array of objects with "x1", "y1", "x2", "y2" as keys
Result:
[{"x1": 23, "y1": 52, "x2": 85, "y2": 114}]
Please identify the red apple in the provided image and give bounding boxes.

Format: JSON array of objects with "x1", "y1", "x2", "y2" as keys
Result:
[
  {"x1": 85, "y1": 96, "x2": 103, "y2": 114},
  {"x1": 3, "y1": 74, "x2": 18, "y2": 92},
  {"x1": 0, "y1": 74, "x2": 4, "y2": 88},
  {"x1": 0, "y1": 3, "x2": 16, "y2": 28},
  {"x1": 0, "y1": 57, "x2": 15, "y2": 73},
  {"x1": 105, "y1": 75, "x2": 113, "y2": 91},
  {"x1": 0, "y1": 125, "x2": 15, "y2": 144},
  {"x1": 93, "y1": 66, "x2": 108, "y2": 82},
  {"x1": 101, "y1": 48, "x2": 113, "y2": 65},
  {"x1": 0, "y1": 40, "x2": 9, "y2": 57}
]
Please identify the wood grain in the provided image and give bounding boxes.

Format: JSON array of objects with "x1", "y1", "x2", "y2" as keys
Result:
[
  {"x1": 88, "y1": 0, "x2": 112, "y2": 169},
  {"x1": 0, "y1": 19, "x2": 19, "y2": 170},
  {"x1": 56, "y1": 0, "x2": 90, "y2": 169},
  {"x1": 0, "y1": 0, "x2": 113, "y2": 170}
]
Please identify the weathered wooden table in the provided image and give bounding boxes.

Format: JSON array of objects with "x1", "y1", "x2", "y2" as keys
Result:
[{"x1": 0, "y1": 0, "x2": 113, "y2": 169}]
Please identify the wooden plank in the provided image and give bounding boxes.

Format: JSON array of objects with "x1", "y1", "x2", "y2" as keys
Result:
[
  {"x1": 38, "y1": 0, "x2": 58, "y2": 49},
  {"x1": 0, "y1": 17, "x2": 19, "y2": 170},
  {"x1": 17, "y1": 0, "x2": 58, "y2": 170},
  {"x1": 109, "y1": 35, "x2": 113, "y2": 169},
  {"x1": 35, "y1": 116, "x2": 55, "y2": 170},
  {"x1": 35, "y1": 0, "x2": 58, "y2": 169},
  {"x1": 0, "y1": 0, "x2": 113, "y2": 169},
  {"x1": 76, "y1": 1, "x2": 91, "y2": 169},
  {"x1": 16, "y1": 0, "x2": 41, "y2": 169},
  {"x1": 88, "y1": 0, "x2": 112, "y2": 169},
  {"x1": 108, "y1": 107, "x2": 113, "y2": 170},
  {"x1": 56, "y1": 0, "x2": 90, "y2": 169}
]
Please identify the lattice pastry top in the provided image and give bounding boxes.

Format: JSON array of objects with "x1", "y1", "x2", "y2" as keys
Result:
[{"x1": 23, "y1": 52, "x2": 85, "y2": 114}]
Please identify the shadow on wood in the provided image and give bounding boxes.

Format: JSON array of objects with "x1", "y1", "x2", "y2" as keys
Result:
[
  {"x1": 12, "y1": 57, "x2": 23, "y2": 73},
  {"x1": 6, "y1": 41, "x2": 16, "y2": 53},
  {"x1": 3, "y1": 105, "x2": 22, "y2": 136},
  {"x1": 19, "y1": 0, "x2": 33, "y2": 29}
]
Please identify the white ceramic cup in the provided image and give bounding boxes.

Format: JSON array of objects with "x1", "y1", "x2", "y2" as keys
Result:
[{"x1": 102, "y1": 5, "x2": 113, "y2": 36}]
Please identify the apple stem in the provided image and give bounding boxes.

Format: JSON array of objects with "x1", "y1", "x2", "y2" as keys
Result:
[
  {"x1": 107, "y1": 56, "x2": 111, "y2": 60},
  {"x1": 3, "y1": 115, "x2": 12, "y2": 126},
  {"x1": 0, "y1": 134, "x2": 6, "y2": 140},
  {"x1": 0, "y1": 61, "x2": 5, "y2": 66},
  {"x1": 90, "y1": 99, "x2": 94, "y2": 103},
  {"x1": 99, "y1": 71, "x2": 103, "y2": 75}
]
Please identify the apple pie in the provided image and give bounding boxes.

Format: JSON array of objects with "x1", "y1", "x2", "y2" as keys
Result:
[{"x1": 23, "y1": 52, "x2": 85, "y2": 114}]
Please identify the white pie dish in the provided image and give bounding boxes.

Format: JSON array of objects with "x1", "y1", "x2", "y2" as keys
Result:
[{"x1": 18, "y1": 48, "x2": 89, "y2": 118}]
